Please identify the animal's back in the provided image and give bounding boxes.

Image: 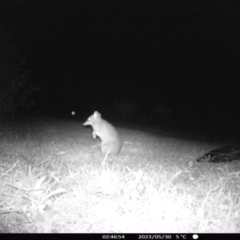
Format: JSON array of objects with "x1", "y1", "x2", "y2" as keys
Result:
[{"x1": 95, "y1": 118, "x2": 122, "y2": 155}]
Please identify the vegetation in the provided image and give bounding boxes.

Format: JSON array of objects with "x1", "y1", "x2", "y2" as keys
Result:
[
  {"x1": 0, "y1": 118, "x2": 239, "y2": 233},
  {"x1": 0, "y1": 27, "x2": 35, "y2": 118}
]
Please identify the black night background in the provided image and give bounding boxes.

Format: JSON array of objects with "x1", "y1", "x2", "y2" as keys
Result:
[
  {"x1": 1, "y1": 0, "x2": 240, "y2": 138},
  {"x1": 1, "y1": 0, "x2": 240, "y2": 233}
]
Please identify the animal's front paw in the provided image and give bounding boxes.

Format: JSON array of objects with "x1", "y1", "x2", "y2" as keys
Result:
[{"x1": 92, "y1": 132, "x2": 97, "y2": 139}]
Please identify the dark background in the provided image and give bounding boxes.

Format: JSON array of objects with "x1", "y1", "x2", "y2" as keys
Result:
[{"x1": 1, "y1": 0, "x2": 240, "y2": 137}]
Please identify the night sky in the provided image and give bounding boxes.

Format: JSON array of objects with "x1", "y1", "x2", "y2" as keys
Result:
[{"x1": 1, "y1": 0, "x2": 240, "y2": 135}]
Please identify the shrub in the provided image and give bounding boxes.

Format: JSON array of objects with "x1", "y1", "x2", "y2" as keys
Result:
[
  {"x1": 0, "y1": 28, "x2": 36, "y2": 118},
  {"x1": 114, "y1": 100, "x2": 138, "y2": 120}
]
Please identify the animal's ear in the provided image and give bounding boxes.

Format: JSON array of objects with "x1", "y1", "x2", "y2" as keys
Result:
[{"x1": 94, "y1": 111, "x2": 101, "y2": 118}]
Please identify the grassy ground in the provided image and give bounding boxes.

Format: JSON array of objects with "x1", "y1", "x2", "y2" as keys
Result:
[{"x1": 0, "y1": 117, "x2": 240, "y2": 233}]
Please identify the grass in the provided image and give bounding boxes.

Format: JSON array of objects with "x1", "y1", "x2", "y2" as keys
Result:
[{"x1": 0, "y1": 117, "x2": 240, "y2": 233}]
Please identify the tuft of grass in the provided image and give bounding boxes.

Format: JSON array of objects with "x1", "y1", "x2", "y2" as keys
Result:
[{"x1": 0, "y1": 118, "x2": 239, "y2": 233}]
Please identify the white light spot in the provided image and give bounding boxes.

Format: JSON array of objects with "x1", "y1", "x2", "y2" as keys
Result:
[{"x1": 193, "y1": 234, "x2": 199, "y2": 239}]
